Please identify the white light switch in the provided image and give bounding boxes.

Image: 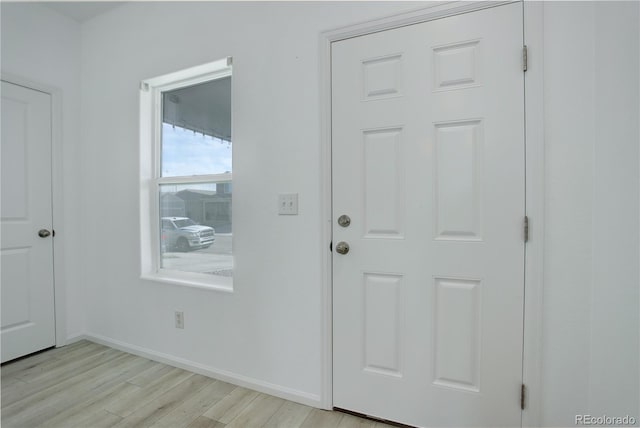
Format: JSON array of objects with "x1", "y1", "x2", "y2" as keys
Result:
[{"x1": 278, "y1": 193, "x2": 298, "y2": 215}]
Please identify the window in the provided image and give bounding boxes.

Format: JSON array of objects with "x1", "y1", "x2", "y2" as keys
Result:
[{"x1": 140, "y1": 58, "x2": 233, "y2": 291}]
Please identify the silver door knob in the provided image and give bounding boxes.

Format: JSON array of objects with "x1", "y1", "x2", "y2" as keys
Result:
[
  {"x1": 38, "y1": 229, "x2": 51, "y2": 238},
  {"x1": 335, "y1": 241, "x2": 350, "y2": 255}
]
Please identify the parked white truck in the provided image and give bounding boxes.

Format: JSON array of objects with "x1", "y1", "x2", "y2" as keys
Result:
[{"x1": 161, "y1": 217, "x2": 215, "y2": 252}]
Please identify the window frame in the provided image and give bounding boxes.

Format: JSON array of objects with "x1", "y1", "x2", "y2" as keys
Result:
[{"x1": 139, "y1": 57, "x2": 233, "y2": 292}]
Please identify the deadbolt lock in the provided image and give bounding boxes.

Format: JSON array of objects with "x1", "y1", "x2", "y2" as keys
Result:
[{"x1": 337, "y1": 215, "x2": 351, "y2": 228}]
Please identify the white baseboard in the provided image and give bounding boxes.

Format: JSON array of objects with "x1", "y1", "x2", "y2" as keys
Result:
[
  {"x1": 65, "y1": 333, "x2": 88, "y2": 345},
  {"x1": 83, "y1": 333, "x2": 323, "y2": 409}
]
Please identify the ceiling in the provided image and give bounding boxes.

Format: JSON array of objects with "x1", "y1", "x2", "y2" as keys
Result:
[{"x1": 43, "y1": 2, "x2": 125, "y2": 23}]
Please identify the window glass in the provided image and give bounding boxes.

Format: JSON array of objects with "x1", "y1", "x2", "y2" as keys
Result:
[
  {"x1": 157, "y1": 75, "x2": 232, "y2": 279},
  {"x1": 159, "y1": 182, "x2": 233, "y2": 277},
  {"x1": 161, "y1": 77, "x2": 232, "y2": 177}
]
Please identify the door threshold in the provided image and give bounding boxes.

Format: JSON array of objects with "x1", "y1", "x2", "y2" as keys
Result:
[{"x1": 334, "y1": 407, "x2": 415, "y2": 428}]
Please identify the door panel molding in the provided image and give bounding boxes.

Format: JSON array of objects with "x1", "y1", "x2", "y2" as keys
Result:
[
  {"x1": 319, "y1": 2, "x2": 544, "y2": 426},
  {"x1": 1, "y1": 72, "x2": 67, "y2": 349}
]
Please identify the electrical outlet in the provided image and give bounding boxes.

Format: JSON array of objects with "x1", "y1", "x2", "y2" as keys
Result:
[
  {"x1": 278, "y1": 193, "x2": 298, "y2": 215},
  {"x1": 175, "y1": 311, "x2": 184, "y2": 329}
]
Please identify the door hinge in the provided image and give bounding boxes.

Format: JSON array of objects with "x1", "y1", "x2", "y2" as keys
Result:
[
  {"x1": 522, "y1": 45, "x2": 528, "y2": 72},
  {"x1": 521, "y1": 383, "x2": 526, "y2": 410},
  {"x1": 524, "y1": 216, "x2": 529, "y2": 243}
]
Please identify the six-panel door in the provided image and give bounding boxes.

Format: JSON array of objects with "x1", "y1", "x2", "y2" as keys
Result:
[
  {"x1": 1, "y1": 81, "x2": 56, "y2": 363},
  {"x1": 332, "y1": 3, "x2": 526, "y2": 426}
]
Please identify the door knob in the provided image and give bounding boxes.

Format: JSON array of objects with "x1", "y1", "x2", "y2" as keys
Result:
[
  {"x1": 38, "y1": 229, "x2": 51, "y2": 238},
  {"x1": 335, "y1": 241, "x2": 350, "y2": 255}
]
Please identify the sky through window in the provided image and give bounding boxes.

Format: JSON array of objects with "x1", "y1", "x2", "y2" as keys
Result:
[{"x1": 161, "y1": 122, "x2": 232, "y2": 177}]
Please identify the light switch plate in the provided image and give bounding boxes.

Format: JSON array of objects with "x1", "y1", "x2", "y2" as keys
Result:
[{"x1": 278, "y1": 193, "x2": 298, "y2": 215}]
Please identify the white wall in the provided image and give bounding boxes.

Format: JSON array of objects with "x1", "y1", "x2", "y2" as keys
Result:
[
  {"x1": 1, "y1": 3, "x2": 85, "y2": 341},
  {"x1": 2, "y1": 1, "x2": 638, "y2": 422},
  {"x1": 542, "y1": 2, "x2": 639, "y2": 425},
  {"x1": 78, "y1": 1, "x2": 425, "y2": 404},
  {"x1": 590, "y1": 1, "x2": 639, "y2": 418}
]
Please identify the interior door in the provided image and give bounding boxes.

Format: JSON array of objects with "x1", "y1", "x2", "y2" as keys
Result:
[
  {"x1": 332, "y1": 3, "x2": 525, "y2": 427},
  {"x1": 1, "y1": 80, "x2": 56, "y2": 363}
]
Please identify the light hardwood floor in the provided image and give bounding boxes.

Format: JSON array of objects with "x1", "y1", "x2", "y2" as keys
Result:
[{"x1": 1, "y1": 341, "x2": 394, "y2": 428}]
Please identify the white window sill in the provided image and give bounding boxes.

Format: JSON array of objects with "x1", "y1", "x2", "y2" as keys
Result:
[{"x1": 141, "y1": 271, "x2": 233, "y2": 293}]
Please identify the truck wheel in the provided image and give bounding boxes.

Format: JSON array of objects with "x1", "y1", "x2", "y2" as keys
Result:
[{"x1": 176, "y1": 238, "x2": 190, "y2": 252}]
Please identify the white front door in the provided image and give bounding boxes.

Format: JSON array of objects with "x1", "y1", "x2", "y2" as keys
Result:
[
  {"x1": 1, "y1": 80, "x2": 56, "y2": 363},
  {"x1": 332, "y1": 4, "x2": 525, "y2": 427}
]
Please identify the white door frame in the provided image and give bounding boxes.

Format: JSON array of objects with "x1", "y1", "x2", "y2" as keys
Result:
[
  {"x1": 318, "y1": 2, "x2": 544, "y2": 426},
  {"x1": 1, "y1": 72, "x2": 67, "y2": 349}
]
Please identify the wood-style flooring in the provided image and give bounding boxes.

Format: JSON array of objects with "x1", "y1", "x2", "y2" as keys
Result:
[{"x1": 1, "y1": 340, "x2": 394, "y2": 428}]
